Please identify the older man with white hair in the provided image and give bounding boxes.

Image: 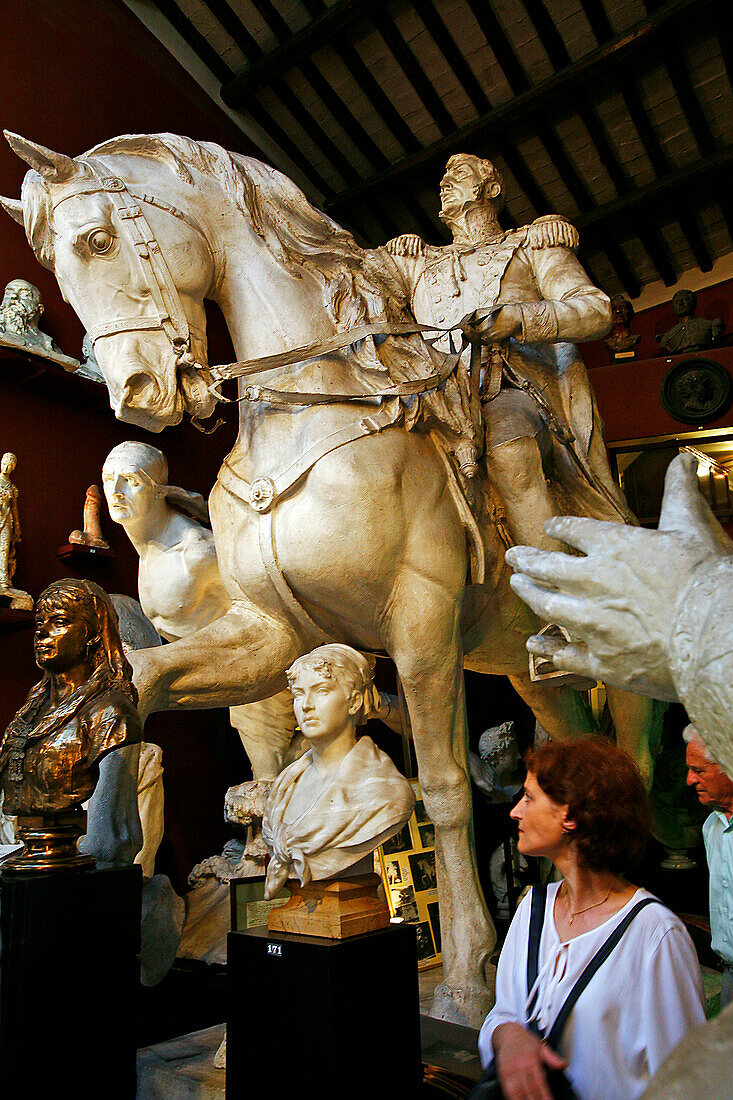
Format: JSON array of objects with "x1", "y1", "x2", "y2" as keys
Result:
[{"x1": 685, "y1": 723, "x2": 733, "y2": 1007}]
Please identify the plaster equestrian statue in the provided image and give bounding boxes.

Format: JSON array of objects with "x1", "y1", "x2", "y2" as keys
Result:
[{"x1": 1, "y1": 130, "x2": 657, "y2": 1024}]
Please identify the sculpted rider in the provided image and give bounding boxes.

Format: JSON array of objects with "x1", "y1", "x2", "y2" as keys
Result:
[{"x1": 383, "y1": 153, "x2": 632, "y2": 552}]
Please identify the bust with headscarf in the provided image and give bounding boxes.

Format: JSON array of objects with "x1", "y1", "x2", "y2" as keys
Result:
[
  {"x1": 262, "y1": 644, "x2": 415, "y2": 899},
  {"x1": 0, "y1": 579, "x2": 142, "y2": 821}
]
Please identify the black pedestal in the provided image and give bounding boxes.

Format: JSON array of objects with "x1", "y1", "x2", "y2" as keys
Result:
[
  {"x1": 0, "y1": 863, "x2": 141, "y2": 1100},
  {"x1": 227, "y1": 924, "x2": 422, "y2": 1100}
]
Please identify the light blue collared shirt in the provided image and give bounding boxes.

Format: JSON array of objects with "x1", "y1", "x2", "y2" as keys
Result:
[{"x1": 703, "y1": 810, "x2": 733, "y2": 964}]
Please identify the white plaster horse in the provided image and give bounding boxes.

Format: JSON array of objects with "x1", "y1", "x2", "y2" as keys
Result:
[{"x1": 0, "y1": 132, "x2": 658, "y2": 1024}]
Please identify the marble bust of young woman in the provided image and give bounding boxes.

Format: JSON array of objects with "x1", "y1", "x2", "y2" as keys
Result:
[{"x1": 262, "y1": 644, "x2": 415, "y2": 899}]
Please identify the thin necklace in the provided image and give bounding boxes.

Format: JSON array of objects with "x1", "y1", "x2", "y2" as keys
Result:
[{"x1": 563, "y1": 883, "x2": 613, "y2": 925}]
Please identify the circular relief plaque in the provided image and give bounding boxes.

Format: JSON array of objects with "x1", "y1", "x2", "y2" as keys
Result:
[{"x1": 660, "y1": 358, "x2": 732, "y2": 425}]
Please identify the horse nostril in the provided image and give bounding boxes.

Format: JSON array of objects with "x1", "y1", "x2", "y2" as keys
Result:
[{"x1": 123, "y1": 370, "x2": 160, "y2": 407}]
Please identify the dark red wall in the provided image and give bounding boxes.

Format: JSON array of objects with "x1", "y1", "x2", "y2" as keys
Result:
[{"x1": 0, "y1": 0, "x2": 262, "y2": 888}]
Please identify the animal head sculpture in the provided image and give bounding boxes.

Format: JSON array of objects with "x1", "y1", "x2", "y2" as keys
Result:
[{"x1": 0, "y1": 132, "x2": 217, "y2": 431}]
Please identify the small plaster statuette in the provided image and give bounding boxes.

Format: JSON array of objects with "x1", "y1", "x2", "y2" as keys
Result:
[
  {"x1": 68, "y1": 484, "x2": 110, "y2": 550},
  {"x1": 0, "y1": 451, "x2": 31, "y2": 610}
]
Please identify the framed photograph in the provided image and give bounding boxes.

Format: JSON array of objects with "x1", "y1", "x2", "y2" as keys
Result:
[
  {"x1": 409, "y1": 850, "x2": 437, "y2": 892},
  {"x1": 381, "y1": 821, "x2": 414, "y2": 855},
  {"x1": 230, "y1": 876, "x2": 287, "y2": 932},
  {"x1": 386, "y1": 859, "x2": 403, "y2": 886},
  {"x1": 415, "y1": 921, "x2": 435, "y2": 963},
  {"x1": 391, "y1": 885, "x2": 420, "y2": 923},
  {"x1": 377, "y1": 779, "x2": 441, "y2": 970},
  {"x1": 414, "y1": 799, "x2": 430, "y2": 825}
]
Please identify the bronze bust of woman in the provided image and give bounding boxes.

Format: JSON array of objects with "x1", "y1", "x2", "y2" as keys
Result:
[{"x1": 0, "y1": 578, "x2": 142, "y2": 870}]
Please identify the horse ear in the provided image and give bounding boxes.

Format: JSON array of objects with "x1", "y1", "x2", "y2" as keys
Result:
[
  {"x1": 4, "y1": 131, "x2": 76, "y2": 183},
  {"x1": 0, "y1": 196, "x2": 24, "y2": 225}
]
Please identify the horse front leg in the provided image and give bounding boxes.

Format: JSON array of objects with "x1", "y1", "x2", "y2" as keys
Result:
[
  {"x1": 605, "y1": 686, "x2": 664, "y2": 789},
  {"x1": 128, "y1": 600, "x2": 303, "y2": 722},
  {"x1": 392, "y1": 600, "x2": 495, "y2": 1028}
]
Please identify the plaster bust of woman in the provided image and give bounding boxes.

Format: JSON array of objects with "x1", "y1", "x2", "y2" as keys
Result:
[
  {"x1": 0, "y1": 579, "x2": 142, "y2": 862},
  {"x1": 262, "y1": 644, "x2": 415, "y2": 899}
]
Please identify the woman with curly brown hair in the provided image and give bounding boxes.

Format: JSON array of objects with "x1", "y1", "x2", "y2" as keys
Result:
[{"x1": 477, "y1": 739, "x2": 705, "y2": 1100}]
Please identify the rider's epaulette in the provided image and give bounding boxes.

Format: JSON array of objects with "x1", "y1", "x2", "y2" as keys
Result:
[
  {"x1": 384, "y1": 233, "x2": 428, "y2": 258},
  {"x1": 524, "y1": 215, "x2": 579, "y2": 252}
]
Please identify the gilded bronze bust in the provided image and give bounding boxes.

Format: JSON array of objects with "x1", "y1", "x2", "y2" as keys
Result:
[{"x1": 0, "y1": 578, "x2": 142, "y2": 870}]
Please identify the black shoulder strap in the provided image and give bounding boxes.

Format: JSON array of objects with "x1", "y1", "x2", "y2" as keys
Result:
[
  {"x1": 526, "y1": 884, "x2": 548, "y2": 1033},
  {"x1": 544, "y1": 897, "x2": 659, "y2": 1050}
]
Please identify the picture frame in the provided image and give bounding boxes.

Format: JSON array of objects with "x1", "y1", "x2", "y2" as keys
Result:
[
  {"x1": 230, "y1": 875, "x2": 288, "y2": 933},
  {"x1": 377, "y1": 779, "x2": 441, "y2": 971}
]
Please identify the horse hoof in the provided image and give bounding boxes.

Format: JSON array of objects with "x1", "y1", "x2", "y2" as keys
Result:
[{"x1": 428, "y1": 977, "x2": 495, "y2": 1029}]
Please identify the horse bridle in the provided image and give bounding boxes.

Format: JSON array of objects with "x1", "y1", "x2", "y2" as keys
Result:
[
  {"x1": 50, "y1": 166, "x2": 477, "y2": 416},
  {"x1": 50, "y1": 167, "x2": 217, "y2": 423}
]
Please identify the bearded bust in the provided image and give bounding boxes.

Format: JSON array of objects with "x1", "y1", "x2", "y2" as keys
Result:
[{"x1": 0, "y1": 279, "x2": 56, "y2": 353}]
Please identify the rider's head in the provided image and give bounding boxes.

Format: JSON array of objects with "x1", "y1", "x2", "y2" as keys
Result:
[{"x1": 439, "y1": 154, "x2": 504, "y2": 224}]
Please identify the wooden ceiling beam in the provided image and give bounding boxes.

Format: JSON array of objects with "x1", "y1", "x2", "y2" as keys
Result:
[
  {"x1": 411, "y1": 0, "x2": 490, "y2": 115},
  {"x1": 323, "y1": 0, "x2": 717, "y2": 212},
  {"x1": 575, "y1": 144, "x2": 733, "y2": 234},
  {"x1": 463, "y1": 0, "x2": 530, "y2": 94},
  {"x1": 577, "y1": 0, "x2": 613, "y2": 44},
  {"x1": 221, "y1": 0, "x2": 389, "y2": 106},
  {"x1": 153, "y1": 0, "x2": 233, "y2": 82}
]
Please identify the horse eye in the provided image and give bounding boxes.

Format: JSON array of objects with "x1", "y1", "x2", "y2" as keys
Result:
[{"x1": 87, "y1": 228, "x2": 114, "y2": 254}]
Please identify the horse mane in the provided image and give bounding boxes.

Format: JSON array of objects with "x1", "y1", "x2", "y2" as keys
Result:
[{"x1": 21, "y1": 133, "x2": 411, "y2": 342}]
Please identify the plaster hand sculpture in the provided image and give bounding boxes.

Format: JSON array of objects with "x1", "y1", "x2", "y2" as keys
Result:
[
  {"x1": 1, "y1": 129, "x2": 661, "y2": 1024},
  {"x1": 0, "y1": 451, "x2": 32, "y2": 609},
  {"x1": 656, "y1": 289, "x2": 724, "y2": 354},
  {"x1": 68, "y1": 483, "x2": 110, "y2": 549},
  {"x1": 605, "y1": 296, "x2": 641, "y2": 359},
  {"x1": 506, "y1": 453, "x2": 733, "y2": 774},
  {"x1": 262, "y1": 645, "x2": 415, "y2": 899},
  {"x1": 0, "y1": 578, "x2": 142, "y2": 871},
  {"x1": 469, "y1": 720, "x2": 523, "y2": 803}
]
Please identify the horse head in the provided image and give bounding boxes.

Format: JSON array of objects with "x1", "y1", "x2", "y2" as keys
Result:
[{"x1": 0, "y1": 132, "x2": 218, "y2": 431}]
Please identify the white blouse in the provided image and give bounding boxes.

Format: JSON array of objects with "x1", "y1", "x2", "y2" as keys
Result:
[{"x1": 478, "y1": 883, "x2": 706, "y2": 1100}]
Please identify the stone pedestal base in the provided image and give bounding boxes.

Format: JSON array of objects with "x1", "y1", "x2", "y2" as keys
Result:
[
  {"x1": 0, "y1": 863, "x2": 141, "y2": 1098},
  {"x1": 227, "y1": 923, "x2": 421, "y2": 1099},
  {"x1": 267, "y1": 872, "x2": 390, "y2": 938}
]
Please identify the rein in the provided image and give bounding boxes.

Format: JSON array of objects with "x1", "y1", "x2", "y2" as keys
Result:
[
  {"x1": 54, "y1": 170, "x2": 479, "y2": 415},
  {"x1": 206, "y1": 320, "x2": 473, "y2": 407}
]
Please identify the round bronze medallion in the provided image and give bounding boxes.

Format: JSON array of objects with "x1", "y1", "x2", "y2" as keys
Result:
[{"x1": 660, "y1": 358, "x2": 732, "y2": 425}]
